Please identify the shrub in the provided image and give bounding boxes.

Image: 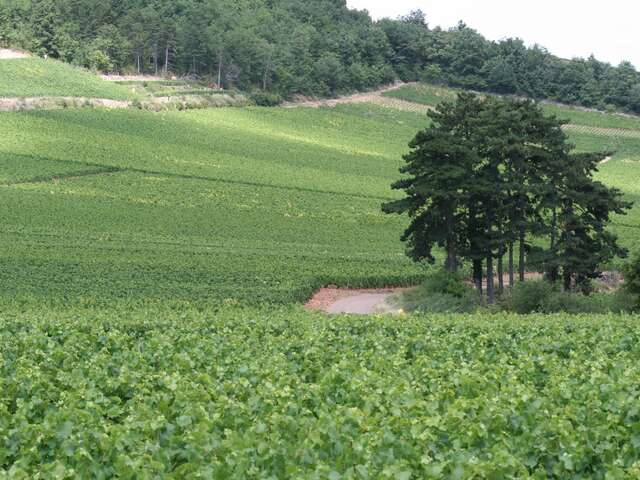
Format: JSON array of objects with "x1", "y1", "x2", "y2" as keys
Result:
[
  {"x1": 399, "y1": 269, "x2": 478, "y2": 313},
  {"x1": 542, "y1": 291, "x2": 610, "y2": 314},
  {"x1": 502, "y1": 281, "x2": 631, "y2": 314},
  {"x1": 421, "y1": 269, "x2": 472, "y2": 298},
  {"x1": 610, "y1": 289, "x2": 639, "y2": 313},
  {"x1": 623, "y1": 253, "x2": 640, "y2": 310},
  {"x1": 502, "y1": 280, "x2": 557, "y2": 314},
  {"x1": 250, "y1": 91, "x2": 283, "y2": 106}
]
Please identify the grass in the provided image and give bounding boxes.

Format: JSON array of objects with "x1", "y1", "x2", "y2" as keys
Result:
[
  {"x1": 384, "y1": 83, "x2": 456, "y2": 105},
  {"x1": 0, "y1": 57, "x2": 137, "y2": 100},
  {"x1": 386, "y1": 83, "x2": 640, "y2": 130},
  {"x1": 118, "y1": 79, "x2": 227, "y2": 98}
]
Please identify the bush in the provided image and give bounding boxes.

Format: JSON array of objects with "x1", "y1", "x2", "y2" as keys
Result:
[
  {"x1": 542, "y1": 291, "x2": 610, "y2": 314},
  {"x1": 250, "y1": 91, "x2": 283, "y2": 106},
  {"x1": 623, "y1": 253, "x2": 640, "y2": 310},
  {"x1": 501, "y1": 280, "x2": 557, "y2": 314},
  {"x1": 421, "y1": 269, "x2": 473, "y2": 298},
  {"x1": 610, "y1": 289, "x2": 639, "y2": 313},
  {"x1": 399, "y1": 269, "x2": 478, "y2": 313},
  {"x1": 502, "y1": 280, "x2": 632, "y2": 314}
]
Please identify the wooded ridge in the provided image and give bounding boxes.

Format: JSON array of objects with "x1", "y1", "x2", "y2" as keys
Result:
[{"x1": 2, "y1": 1, "x2": 640, "y2": 113}]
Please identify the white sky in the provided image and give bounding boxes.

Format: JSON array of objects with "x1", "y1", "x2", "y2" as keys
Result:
[{"x1": 346, "y1": 0, "x2": 639, "y2": 68}]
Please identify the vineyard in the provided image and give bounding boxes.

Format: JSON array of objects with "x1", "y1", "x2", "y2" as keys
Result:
[
  {"x1": 2, "y1": 76, "x2": 640, "y2": 475},
  {"x1": 0, "y1": 105, "x2": 431, "y2": 305},
  {"x1": 2, "y1": 306, "x2": 640, "y2": 477},
  {"x1": 1, "y1": 103, "x2": 639, "y2": 306}
]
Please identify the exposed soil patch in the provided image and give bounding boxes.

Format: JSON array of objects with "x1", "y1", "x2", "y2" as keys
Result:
[
  {"x1": 305, "y1": 286, "x2": 411, "y2": 315},
  {"x1": 0, "y1": 48, "x2": 29, "y2": 59},
  {"x1": 0, "y1": 97, "x2": 131, "y2": 111},
  {"x1": 101, "y1": 74, "x2": 165, "y2": 82},
  {"x1": 0, "y1": 94, "x2": 247, "y2": 112}
]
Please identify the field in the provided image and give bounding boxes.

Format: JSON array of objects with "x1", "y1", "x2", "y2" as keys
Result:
[
  {"x1": 0, "y1": 106, "x2": 431, "y2": 305},
  {"x1": 2, "y1": 306, "x2": 640, "y2": 477},
  {"x1": 1, "y1": 103, "x2": 638, "y2": 307},
  {"x1": 0, "y1": 57, "x2": 137, "y2": 100},
  {"x1": 2, "y1": 82, "x2": 640, "y2": 475}
]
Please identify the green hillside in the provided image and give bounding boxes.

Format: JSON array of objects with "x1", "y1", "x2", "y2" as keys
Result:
[
  {"x1": 2, "y1": 80, "x2": 640, "y2": 475},
  {"x1": 0, "y1": 106, "x2": 429, "y2": 305},
  {"x1": 385, "y1": 82, "x2": 640, "y2": 130},
  {"x1": 1, "y1": 102, "x2": 639, "y2": 305},
  {"x1": 0, "y1": 57, "x2": 136, "y2": 100}
]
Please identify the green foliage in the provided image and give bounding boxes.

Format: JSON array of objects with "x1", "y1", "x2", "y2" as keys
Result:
[
  {"x1": 0, "y1": 57, "x2": 136, "y2": 99},
  {"x1": 2, "y1": 305, "x2": 640, "y2": 476},
  {"x1": 250, "y1": 90, "x2": 283, "y2": 107},
  {"x1": 4, "y1": 1, "x2": 640, "y2": 110},
  {"x1": 399, "y1": 270, "x2": 478, "y2": 313},
  {"x1": 501, "y1": 281, "x2": 626, "y2": 314},
  {"x1": 421, "y1": 269, "x2": 475, "y2": 299},
  {"x1": 0, "y1": 105, "x2": 429, "y2": 306},
  {"x1": 502, "y1": 280, "x2": 558, "y2": 314},
  {"x1": 623, "y1": 252, "x2": 640, "y2": 309}
]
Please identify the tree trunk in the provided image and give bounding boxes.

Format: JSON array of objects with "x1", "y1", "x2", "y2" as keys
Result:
[
  {"x1": 548, "y1": 209, "x2": 558, "y2": 283},
  {"x1": 497, "y1": 246, "x2": 504, "y2": 296},
  {"x1": 487, "y1": 255, "x2": 495, "y2": 304},
  {"x1": 508, "y1": 241, "x2": 515, "y2": 288},
  {"x1": 444, "y1": 212, "x2": 457, "y2": 274},
  {"x1": 519, "y1": 224, "x2": 526, "y2": 282},
  {"x1": 445, "y1": 237, "x2": 457, "y2": 274},
  {"x1": 153, "y1": 44, "x2": 158, "y2": 75},
  {"x1": 217, "y1": 52, "x2": 223, "y2": 88},
  {"x1": 563, "y1": 270, "x2": 572, "y2": 292},
  {"x1": 164, "y1": 44, "x2": 170, "y2": 75},
  {"x1": 473, "y1": 259, "x2": 483, "y2": 297}
]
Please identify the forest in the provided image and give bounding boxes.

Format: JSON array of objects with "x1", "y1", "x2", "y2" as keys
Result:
[{"x1": 2, "y1": 0, "x2": 640, "y2": 112}]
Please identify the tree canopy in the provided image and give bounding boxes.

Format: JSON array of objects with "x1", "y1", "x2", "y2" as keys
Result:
[
  {"x1": 2, "y1": 2, "x2": 640, "y2": 112},
  {"x1": 383, "y1": 94, "x2": 632, "y2": 302}
]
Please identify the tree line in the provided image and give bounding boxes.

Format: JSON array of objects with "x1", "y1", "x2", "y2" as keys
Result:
[
  {"x1": 383, "y1": 94, "x2": 632, "y2": 303},
  {"x1": 2, "y1": 2, "x2": 640, "y2": 112}
]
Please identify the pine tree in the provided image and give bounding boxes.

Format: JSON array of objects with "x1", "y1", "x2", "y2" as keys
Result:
[{"x1": 382, "y1": 96, "x2": 480, "y2": 273}]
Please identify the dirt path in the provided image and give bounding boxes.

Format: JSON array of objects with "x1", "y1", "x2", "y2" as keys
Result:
[
  {"x1": 305, "y1": 286, "x2": 408, "y2": 315},
  {"x1": 0, "y1": 97, "x2": 131, "y2": 112},
  {"x1": 326, "y1": 293, "x2": 396, "y2": 314},
  {"x1": 283, "y1": 82, "x2": 430, "y2": 113},
  {"x1": 101, "y1": 74, "x2": 165, "y2": 82},
  {"x1": 0, "y1": 48, "x2": 29, "y2": 59}
]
